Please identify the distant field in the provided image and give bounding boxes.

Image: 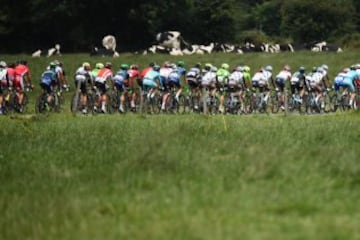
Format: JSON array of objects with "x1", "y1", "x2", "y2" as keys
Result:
[{"x1": 1, "y1": 53, "x2": 360, "y2": 240}]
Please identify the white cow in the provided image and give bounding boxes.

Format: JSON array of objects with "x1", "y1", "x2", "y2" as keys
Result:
[{"x1": 102, "y1": 35, "x2": 117, "y2": 51}]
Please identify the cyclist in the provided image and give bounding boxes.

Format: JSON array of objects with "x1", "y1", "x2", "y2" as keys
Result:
[
  {"x1": 92, "y1": 62, "x2": 104, "y2": 79},
  {"x1": 227, "y1": 66, "x2": 246, "y2": 112},
  {"x1": 14, "y1": 60, "x2": 33, "y2": 111},
  {"x1": 142, "y1": 64, "x2": 161, "y2": 101},
  {"x1": 159, "y1": 61, "x2": 172, "y2": 88},
  {"x1": 290, "y1": 66, "x2": 307, "y2": 103},
  {"x1": 74, "y1": 62, "x2": 94, "y2": 113},
  {"x1": 216, "y1": 63, "x2": 230, "y2": 113},
  {"x1": 128, "y1": 64, "x2": 140, "y2": 111},
  {"x1": 185, "y1": 63, "x2": 202, "y2": 110},
  {"x1": 139, "y1": 62, "x2": 155, "y2": 88},
  {"x1": 53, "y1": 60, "x2": 70, "y2": 91},
  {"x1": 161, "y1": 63, "x2": 183, "y2": 111},
  {"x1": 113, "y1": 64, "x2": 130, "y2": 113},
  {"x1": 342, "y1": 65, "x2": 360, "y2": 108},
  {"x1": 95, "y1": 62, "x2": 114, "y2": 113},
  {"x1": 309, "y1": 67, "x2": 329, "y2": 109},
  {"x1": 40, "y1": 62, "x2": 60, "y2": 108},
  {"x1": 174, "y1": 60, "x2": 187, "y2": 101},
  {"x1": 275, "y1": 65, "x2": 292, "y2": 110},
  {"x1": 201, "y1": 66, "x2": 218, "y2": 103},
  {"x1": 333, "y1": 68, "x2": 349, "y2": 92},
  {"x1": 0, "y1": 61, "x2": 9, "y2": 114}
]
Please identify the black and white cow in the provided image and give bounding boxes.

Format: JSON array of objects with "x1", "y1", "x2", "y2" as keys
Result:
[
  {"x1": 156, "y1": 31, "x2": 187, "y2": 49},
  {"x1": 31, "y1": 44, "x2": 61, "y2": 57},
  {"x1": 90, "y1": 46, "x2": 119, "y2": 57}
]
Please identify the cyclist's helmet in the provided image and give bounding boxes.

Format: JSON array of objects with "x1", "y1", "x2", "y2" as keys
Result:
[
  {"x1": 163, "y1": 61, "x2": 171, "y2": 68},
  {"x1": 243, "y1": 65, "x2": 250, "y2": 73},
  {"x1": 49, "y1": 61, "x2": 57, "y2": 68},
  {"x1": 177, "y1": 60, "x2": 185, "y2": 67},
  {"x1": 317, "y1": 67, "x2": 324, "y2": 73},
  {"x1": 321, "y1": 64, "x2": 329, "y2": 71},
  {"x1": 204, "y1": 63, "x2": 212, "y2": 71},
  {"x1": 350, "y1": 65, "x2": 356, "y2": 70},
  {"x1": 153, "y1": 65, "x2": 160, "y2": 71},
  {"x1": 283, "y1": 65, "x2": 291, "y2": 71},
  {"x1": 299, "y1": 66, "x2": 305, "y2": 73},
  {"x1": 211, "y1": 66, "x2": 218, "y2": 72},
  {"x1": 312, "y1": 66, "x2": 317, "y2": 72},
  {"x1": 265, "y1": 65, "x2": 273, "y2": 72},
  {"x1": 120, "y1": 64, "x2": 129, "y2": 70},
  {"x1": 54, "y1": 59, "x2": 61, "y2": 66},
  {"x1": 195, "y1": 62, "x2": 201, "y2": 69},
  {"x1": 235, "y1": 66, "x2": 243, "y2": 72},
  {"x1": 83, "y1": 62, "x2": 91, "y2": 70},
  {"x1": 343, "y1": 68, "x2": 350, "y2": 73},
  {"x1": 105, "y1": 62, "x2": 112, "y2": 68},
  {"x1": 221, "y1": 63, "x2": 229, "y2": 70},
  {"x1": 0, "y1": 61, "x2": 7, "y2": 68},
  {"x1": 130, "y1": 64, "x2": 139, "y2": 70},
  {"x1": 95, "y1": 62, "x2": 104, "y2": 69}
]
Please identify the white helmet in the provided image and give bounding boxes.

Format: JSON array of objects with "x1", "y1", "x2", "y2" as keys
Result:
[
  {"x1": 0, "y1": 61, "x2": 7, "y2": 68},
  {"x1": 265, "y1": 65, "x2": 273, "y2": 72},
  {"x1": 321, "y1": 64, "x2": 328, "y2": 71},
  {"x1": 211, "y1": 66, "x2": 218, "y2": 72}
]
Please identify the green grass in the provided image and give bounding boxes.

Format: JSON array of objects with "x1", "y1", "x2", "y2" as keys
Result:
[
  {"x1": 1, "y1": 52, "x2": 360, "y2": 239},
  {"x1": 1, "y1": 113, "x2": 360, "y2": 240}
]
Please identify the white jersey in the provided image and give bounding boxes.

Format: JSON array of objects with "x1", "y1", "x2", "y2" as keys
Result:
[
  {"x1": 228, "y1": 71, "x2": 243, "y2": 85},
  {"x1": 201, "y1": 71, "x2": 216, "y2": 85},
  {"x1": 0, "y1": 68, "x2": 8, "y2": 81},
  {"x1": 74, "y1": 67, "x2": 92, "y2": 82},
  {"x1": 311, "y1": 72, "x2": 324, "y2": 84},
  {"x1": 276, "y1": 70, "x2": 291, "y2": 81},
  {"x1": 159, "y1": 67, "x2": 172, "y2": 80},
  {"x1": 252, "y1": 72, "x2": 265, "y2": 82}
]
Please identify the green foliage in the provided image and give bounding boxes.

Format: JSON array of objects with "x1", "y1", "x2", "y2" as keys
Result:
[
  {"x1": 0, "y1": 0, "x2": 360, "y2": 52},
  {"x1": 281, "y1": 0, "x2": 356, "y2": 43}
]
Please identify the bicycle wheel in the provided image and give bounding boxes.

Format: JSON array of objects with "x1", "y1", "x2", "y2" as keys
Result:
[
  {"x1": 270, "y1": 94, "x2": 280, "y2": 114},
  {"x1": 35, "y1": 94, "x2": 47, "y2": 114},
  {"x1": 70, "y1": 93, "x2": 81, "y2": 113},
  {"x1": 177, "y1": 95, "x2": 189, "y2": 114}
]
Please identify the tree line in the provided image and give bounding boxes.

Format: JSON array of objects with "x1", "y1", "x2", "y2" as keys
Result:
[{"x1": 1, "y1": 0, "x2": 359, "y2": 53}]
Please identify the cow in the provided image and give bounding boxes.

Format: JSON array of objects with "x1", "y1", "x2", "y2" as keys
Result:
[
  {"x1": 31, "y1": 44, "x2": 61, "y2": 57},
  {"x1": 102, "y1": 35, "x2": 117, "y2": 51},
  {"x1": 142, "y1": 45, "x2": 172, "y2": 55},
  {"x1": 90, "y1": 46, "x2": 119, "y2": 57}
]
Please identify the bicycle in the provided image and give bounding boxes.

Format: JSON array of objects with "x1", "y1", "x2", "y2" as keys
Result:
[
  {"x1": 35, "y1": 90, "x2": 61, "y2": 114},
  {"x1": 5, "y1": 89, "x2": 29, "y2": 114},
  {"x1": 225, "y1": 87, "x2": 242, "y2": 115}
]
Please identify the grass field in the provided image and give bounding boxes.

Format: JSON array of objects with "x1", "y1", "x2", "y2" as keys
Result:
[{"x1": 1, "y1": 52, "x2": 360, "y2": 239}]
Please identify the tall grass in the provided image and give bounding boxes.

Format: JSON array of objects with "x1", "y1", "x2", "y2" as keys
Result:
[{"x1": 1, "y1": 113, "x2": 360, "y2": 240}]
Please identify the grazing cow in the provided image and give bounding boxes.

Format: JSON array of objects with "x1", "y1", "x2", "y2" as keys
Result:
[
  {"x1": 322, "y1": 44, "x2": 343, "y2": 52},
  {"x1": 156, "y1": 31, "x2": 182, "y2": 49},
  {"x1": 142, "y1": 45, "x2": 171, "y2": 55},
  {"x1": 31, "y1": 44, "x2": 61, "y2": 57},
  {"x1": 90, "y1": 46, "x2": 119, "y2": 57},
  {"x1": 102, "y1": 35, "x2": 117, "y2": 51}
]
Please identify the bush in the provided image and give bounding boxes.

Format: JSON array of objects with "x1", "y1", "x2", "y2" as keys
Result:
[
  {"x1": 236, "y1": 30, "x2": 271, "y2": 44},
  {"x1": 339, "y1": 33, "x2": 360, "y2": 49}
]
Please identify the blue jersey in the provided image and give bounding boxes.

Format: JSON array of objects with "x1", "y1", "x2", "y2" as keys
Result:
[
  {"x1": 168, "y1": 70, "x2": 181, "y2": 83},
  {"x1": 176, "y1": 67, "x2": 186, "y2": 77},
  {"x1": 113, "y1": 70, "x2": 129, "y2": 85},
  {"x1": 41, "y1": 69, "x2": 58, "y2": 86}
]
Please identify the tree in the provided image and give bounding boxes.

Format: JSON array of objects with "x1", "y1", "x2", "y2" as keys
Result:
[{"x1": 281, "y1": 0, "x2": 356, "y2": 43}]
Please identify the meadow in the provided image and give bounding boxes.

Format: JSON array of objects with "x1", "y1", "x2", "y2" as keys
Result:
[{"x1": 1, "y1": 52, "x2": 360, "y2": 240}]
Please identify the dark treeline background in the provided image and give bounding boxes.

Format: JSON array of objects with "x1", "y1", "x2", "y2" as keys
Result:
[{"x1": 1, "y1": 0, "x2": 360, "y2": 53}]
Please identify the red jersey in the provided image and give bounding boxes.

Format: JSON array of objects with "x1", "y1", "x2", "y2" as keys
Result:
[
  {"x1": 127, "y1": 69, "x2": 139, "y2": 88},
  {"x1": 96, "y1": 68, "x2": 113, "y2": 83},
  {"x1": 14, "y1": 64, "x2": 30, "y2": 90}
]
